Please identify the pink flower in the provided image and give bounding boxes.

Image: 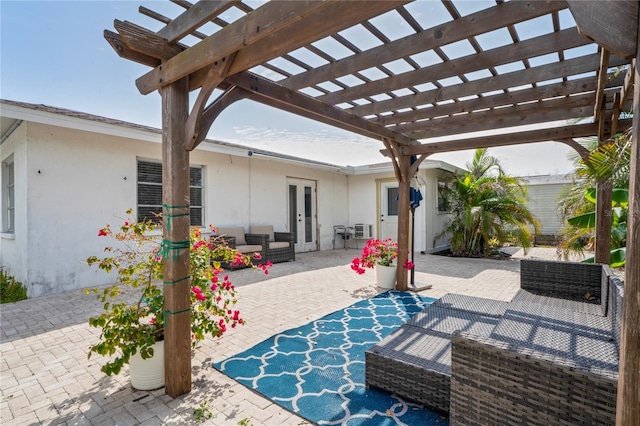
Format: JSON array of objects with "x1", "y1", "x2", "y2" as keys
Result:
[
  {"x1": 403, "y1": 259, "x2": 414, "y2": 270},
  {"x1": 193, "y1": 240, "x2": 207, "y2": 251},
  {"x1": 191, "y1": 287, "x2": 206, "y2": 301},
  {"x1": 98, "y1": 229, "x2": 108, "y2": 237},
  {"x1": 254, "y1": 253, "x2": 262, "y2": 260}
]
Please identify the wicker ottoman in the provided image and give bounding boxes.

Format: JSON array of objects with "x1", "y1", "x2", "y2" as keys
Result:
[{"x1": 366, "y1": 324, "x2": 452, "y2": 412}]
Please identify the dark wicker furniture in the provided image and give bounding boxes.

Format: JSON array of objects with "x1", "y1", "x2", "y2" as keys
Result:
[
  {"x1": 210, "y1": 228, "x2": 268, "y2": 269},
  {"x1": 266, "y1": 231, "x2": 296, "y2": 263},
  {"x1": 365, "y1": 259, "x2": 624, "y2": 425},
  {"x1": 249, "y1": 225, "x2": 295, "y2": 264}
]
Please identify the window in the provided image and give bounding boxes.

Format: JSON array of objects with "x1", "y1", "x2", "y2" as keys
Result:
[
  {"x1": 137, "y1": 160, "x2": 203, "y2": 226},
  {"x1": 437, "y1": 180, "x2": 451, "y2": 213},
  {"x1": 2, "y1": 159, "x2": 15, "y2": 233}
]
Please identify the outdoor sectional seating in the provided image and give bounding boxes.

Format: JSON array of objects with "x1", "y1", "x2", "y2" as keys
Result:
[
  {"x1": 212, "y1": 226, "x2": 268, "y2": 269},
  {"x1": 365, "y1": 259, "x2": 624, "y2": 425},
  {"x1": 212, "y1": 225, "x2": 295, "y2": 269}
]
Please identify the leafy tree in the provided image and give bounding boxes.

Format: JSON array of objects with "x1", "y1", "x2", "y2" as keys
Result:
[
  {"x1": 439, "y1": 148, "x2": 540, "y2": 257},
  {"x1": 558, "y1": 130, "x2": 630, "y2": 266}
]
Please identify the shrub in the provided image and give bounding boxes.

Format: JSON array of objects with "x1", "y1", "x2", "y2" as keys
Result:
[{"x1": 0, "y1": 269, "x2": 28, "y2": 303}]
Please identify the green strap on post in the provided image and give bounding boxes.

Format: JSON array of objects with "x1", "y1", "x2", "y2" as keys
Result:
[
  {"x1": 163, "y1": 276, "x2": 191, "y2": 285},
  {"x1": 162, "y1": 204, "x2": 190, "y2": 232},
  {"x1": 163, "y1": 308, "x2": 190, "y2": 326},
  {"x1": 160, "y1": 239, "x2": 190, "y2": 262}
]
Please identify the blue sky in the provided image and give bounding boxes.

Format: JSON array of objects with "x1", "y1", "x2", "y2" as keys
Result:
[{"x1": 1, "y1": 1, "x2": 580, "y2": 175}]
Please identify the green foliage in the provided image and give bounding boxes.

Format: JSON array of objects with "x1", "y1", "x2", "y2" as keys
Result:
[
  {"x1": 86, "y1": 211, "x2": 265, "y2": 377},
  {"x1": 193, "y1": 400, "x2": 213, "y2": 422},
  {"x1": 558, "y1": 130, "x2": 630, "y2": 267},
  {"x1": 0, "y1": 269, "x2": 28, "y2": 304},
  {"x1": 238, "y1": 418, "x2": 253, "y2": 426},
  {"x1": 438, "y1": 149, "x2": 540, "y2": 257}
]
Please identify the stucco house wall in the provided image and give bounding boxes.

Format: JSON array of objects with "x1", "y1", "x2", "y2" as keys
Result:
[
  {"x1": 346, "y1": 163, "x2": 459, "y2": 254},
  {"x1": 1, "y1": 100, "x2": 456, "y2": 297},
  {"x1": 0, "y1": 102, "x2": 350, "y2": 297}
]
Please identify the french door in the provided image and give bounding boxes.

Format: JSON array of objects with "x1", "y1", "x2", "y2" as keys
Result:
[{"x1": 287, "y1": 178, "x2": 317, "y2": 252}]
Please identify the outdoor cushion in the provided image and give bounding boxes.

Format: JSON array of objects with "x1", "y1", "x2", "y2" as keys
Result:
[
  {"x1": 236, "y1": 244, "x2": 263, "y2": 254},
  {"x1": 269, "y1": 241, "x2": 290, "y2": 249},
  {"x1": 249, "y1": 225, "x2": 275, "y2": 242},
  {"x1": 216, "y1": 226, "x2": 247, "y2": 246}
]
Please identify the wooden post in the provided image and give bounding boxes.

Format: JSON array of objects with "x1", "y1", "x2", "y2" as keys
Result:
[
  {"x1": 396, "y1": 154, "x2": 411, "y2": 292},
  {"x1": 161, "y1": 77, "x2": 192, "y2": 398},
  {"x1": 616, "y1": 22, "x2": 640, "y2": 425},
  {"x1": 595, "y1": 94, "x2": 613, "y2": 264}
]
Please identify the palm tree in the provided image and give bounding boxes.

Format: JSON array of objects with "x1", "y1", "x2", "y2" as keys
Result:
[
  {"x1": 557, "y1": 130, "x2": 630, "y2": 266},
  {"x1": 439, "y1": 148, "x2": 541, "y2": 257}
]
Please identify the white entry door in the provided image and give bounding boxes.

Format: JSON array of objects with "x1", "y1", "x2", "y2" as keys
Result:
[
  {"x1": 380, "y1": 181, "x2": 399, "y2": 241},
  {"x1": 287, "y1": 178, "x2": 317, "y2": 252}
]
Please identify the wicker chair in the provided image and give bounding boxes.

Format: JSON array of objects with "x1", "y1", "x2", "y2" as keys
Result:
[{"x1": 249, "y1": 225, "x2": 295, "y2": 264}]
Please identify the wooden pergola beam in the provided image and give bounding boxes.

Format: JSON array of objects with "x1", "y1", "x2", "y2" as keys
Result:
[
  {"x1": 375, "y1": 75, "x2": 607, "y2": 126},
  {"x1": 114, "y1": 20, "x2": 182, "y2": 59},
  {"x1": 224, "y1": 72, "x2": 417, "y2": 145},
  {"x1": 395, "y1": 119, "x2": 633, "y2": 156},
  {"x1": 134, "y1": 1, "x2": 409, "y2": 95},
  {"x1": 352, "y1": 53, "x2": 629, "y2": 117},
  {"x1": 619, "y1": 59, "x2": 636, "y2": 112},
  {"x1": 594, "y1": 48, "x2": 611, "y2": 122},
  {"x1": 319, "y1": 28, "x2": 589, "y2": 105},
  {"x1": 617, "y1": 17, "x2": 640, "y2": 422},
  {"x1": 567, "y1": 0, "x2": 638, "y2": 59},
  {"x1": 104, "y1": 29, "x2": 161, "y2": 67},
  {"x1": 398, "y1": 91, "x2": 600, "y2": 135},
  {"x1": 407, "y1": 106, "x2": 594, "y2": 140},
  {"x1": 279, "y1": 0, "x2": 566, "y2": 91},
  {"x1": 156, "y1": 0, "x2": 239, "y2": 43}
]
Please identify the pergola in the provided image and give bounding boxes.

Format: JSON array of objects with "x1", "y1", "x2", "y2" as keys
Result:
[{"x1": 105, "y1": 1, "x2": 639, "y2": 423}]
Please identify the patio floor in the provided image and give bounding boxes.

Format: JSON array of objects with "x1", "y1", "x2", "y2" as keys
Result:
[{"x1": 1, "y1": 247, "x2": 563, "y2": 425}]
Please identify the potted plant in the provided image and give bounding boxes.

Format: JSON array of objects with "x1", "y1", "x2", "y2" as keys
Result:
[
  {"x1": 351, "y1": 238, "x2": 413, "y2": 289},
  {"x1": 86, "y1": 210, "x2": 268, "y2": 389}
]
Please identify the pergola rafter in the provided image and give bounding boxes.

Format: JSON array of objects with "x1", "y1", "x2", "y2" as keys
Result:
[{"x1": 105, "y1": 2, "x2": 639, "y2": 422}]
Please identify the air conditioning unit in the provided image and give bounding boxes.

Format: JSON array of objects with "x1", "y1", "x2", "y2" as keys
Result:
[{"x1": 354, "y1": 224, "x2": 372, "y2": 239}]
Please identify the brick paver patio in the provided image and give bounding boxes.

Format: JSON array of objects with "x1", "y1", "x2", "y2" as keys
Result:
[{"x1": 1, "y1": 247, "x2": 562, "y2": 425}]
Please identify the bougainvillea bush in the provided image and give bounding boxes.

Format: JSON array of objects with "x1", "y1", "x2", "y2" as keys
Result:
[
  {"x1": 86, "y1": 209, "x2": 268, "y2": 376},
  {"x1": 351, "y1": 238, "x2": 414, "y2": 274}
]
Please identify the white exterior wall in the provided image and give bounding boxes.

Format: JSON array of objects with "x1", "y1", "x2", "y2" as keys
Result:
[
  {"x1": 0, "y1": 121, "x2": 28, "y2": 282},
  {"x1": 423, "y1": 169, "x2": 453, "y2": 253},
  {"x1": 346, "y1": 168, "x2": 448, "y2": 254},
  {"x1": 1, "y1": 121, "x2": 348, "y2": 297}
]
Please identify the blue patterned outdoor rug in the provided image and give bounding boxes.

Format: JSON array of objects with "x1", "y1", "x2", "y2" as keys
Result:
[{"x1": 213, "y1": 291, "x2": 449, "y2": 425}]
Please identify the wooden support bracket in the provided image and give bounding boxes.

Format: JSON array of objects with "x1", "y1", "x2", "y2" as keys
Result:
[
  {"x1": 187, "y1": 86, "x2": 249, "y2": 151},
  {"x1": 185, "y1": 53, "x2": 236, "y2": 151}
]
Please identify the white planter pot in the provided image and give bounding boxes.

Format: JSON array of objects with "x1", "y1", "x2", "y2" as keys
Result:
[
  {"x1": 375, "y1": 264, "x2": 397, "y2": 289},
  {"x1": 129, "y1": 340, "x2": 165, "y2": 390}
]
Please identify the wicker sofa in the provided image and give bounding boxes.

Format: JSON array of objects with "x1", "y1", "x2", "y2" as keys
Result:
[
  {"x1": 212, "y1": 226, "x2": 268, "y2": 269},
  {"x1": 365, "y1": 259, "x2": 623, "y2": 424}
]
